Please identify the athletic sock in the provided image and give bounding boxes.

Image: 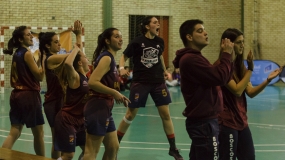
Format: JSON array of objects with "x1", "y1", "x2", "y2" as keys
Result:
[
  {"x1": 117, "y1": 130, "x2": 125, "y2": 143},
  {"x1": 167, "y1": 134, "x2": 177, "y2": 149}
]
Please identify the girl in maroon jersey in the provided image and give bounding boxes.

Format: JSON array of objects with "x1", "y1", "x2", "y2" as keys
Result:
[
  {"x1": 83, "y1": 28, "x2": 129, "y2": 160},
  {"x1": 39, "y1": 20, "x2": 82, "y2": 159},
  {"x1": 2, "y1": 26, "x2": 46, "y2": 156},
  {"x1": 53, "y1": 21, "x2": 89, "y2": 160}
]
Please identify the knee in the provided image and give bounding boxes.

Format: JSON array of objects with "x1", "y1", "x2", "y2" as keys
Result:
[
  {"x1": 61, "y1": 152, "x2": 74, "y2": 160},
  {"x1": 106, "y1": 143, "x2": 119, "y2": 154},
  {"x1": 125, "y1": 113, "x2": 135, "y2": 121},
  {"x1": 158, "y1": 106, "x2": 171, "y2": 121},
  {"x1": 160, "y1": 112, "x2": 171, "y2": 121},
  {"x1": 34, "y1": 131, "x2": 44, "y2": 139}
]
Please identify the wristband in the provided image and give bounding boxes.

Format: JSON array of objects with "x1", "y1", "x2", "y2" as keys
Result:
[
  {"x1": 119, "y1": 66, "x2": 124, "y2": 70},
  {"x1": 267, "y1": 78, "x2": 272, "y2": 83},
  {"x1": 248, "y1": 68, "x2": 253, "y2": 71}
]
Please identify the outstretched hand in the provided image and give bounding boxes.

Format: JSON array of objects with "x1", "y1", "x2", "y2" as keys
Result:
[
  {"x1": 164, "y1": 71, "x2": 168, "y2": 80},
  {"x1": 267, "y1": 66, "x2": 284, "y2": 81},
  {"x1": 221, "y1": 38, "x2": 234, "y2": 55},
  {"x1": 113, "y1": 90, "x2": 131, "y2": 107},
  {"x1": 246, "y1": 50, "x2": 254, "y2": 71},
  {"x1": 71, "y1": 20, "x2": 82, "y2": 35},
  {"x1": 120, "y1": 69, "x2": 130, "y2": 78}
]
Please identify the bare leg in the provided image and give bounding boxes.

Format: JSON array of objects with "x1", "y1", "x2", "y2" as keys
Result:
[
  {"x1": 157, "y1": 105, "x2": 183, "y2": 159},
  {"x1": 157, "y1": 105, "x2": 174, "y2": 135},
  {"x1": 2, "y1": 124, "x2": 23, "y2": 149},
  {"x1": 60, "y1": 152, "x2": 75, "y2": 160},
  {"x1": 102, "y1": 131, "x2": 119, "y2": 160},
  {"x1": 31, "y1": 125, "x2": 45, "y2": 156},
  {"x1": 83, "y1": 133, "x2": 104, "y2": 160},
  {"x1": 117, "y1": 108, "x2": 139, "y2": 134}
]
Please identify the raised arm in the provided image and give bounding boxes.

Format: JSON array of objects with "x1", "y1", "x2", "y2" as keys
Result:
[
  {"x1": 72, "y1": 20, "x2": 83, "y2": 50},
  {"x1": 246, "y1": 67, "x2": 283, "y2": 98},
  {"x1": 24, "y1": 50, "x2": 45, "y2": 81},
  {"x1": 64, "y1": 44, "x2": 81, "y2": 89},
  {"x1": 181, "y1": 38, "x2": 234, "y2": 86},
  {"x1": 225, "y1": 51, "x2": 254, "y2": 96},
  {"x1": 47, "y1": 54, "x2": 69, "y2": 69}
]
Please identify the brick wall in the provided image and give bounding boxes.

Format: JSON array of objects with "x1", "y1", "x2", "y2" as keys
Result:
[
  {"x1": 0, "y1": 0, "x2": 103, "y2": 88},
  {"x1": 245, "y1": 0, "x2": 285, "y2": 66},
  {"x1": 1, "y1": 0, "x2": 284, "y2": 88}
]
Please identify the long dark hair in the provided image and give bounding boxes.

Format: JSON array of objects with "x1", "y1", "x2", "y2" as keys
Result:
[
  {"x1": 140, "y1": 16, "x2": 155, "y2": 35},
  {"x1": 3, "y1": 26, "x2": 28, "y2": 55},
  {"x1": 38, "y1": 32, "x2": 57, "y2": 55},
  {"x1": 92, "y1": 28, "x2": 118, "y2": 64},
  {"x1": 38, "y1": 32, "x2": 57, "y2": 67},
  {"x1": 220, "y1": 28, "x2": 245, "y2": 82}
]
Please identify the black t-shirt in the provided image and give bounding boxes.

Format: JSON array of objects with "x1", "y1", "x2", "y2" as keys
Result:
[{"x1": 124, "y1": 35, "x2": 165, "y2": 83}]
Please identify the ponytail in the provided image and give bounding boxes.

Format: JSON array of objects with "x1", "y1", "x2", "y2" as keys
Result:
[
  {"x1": 3, "y1": 38, "x2": 15, "y2": 55},
  {"x1": 92, "y1": 28, "x2": 119, "y2": 64},
  {"x1": 92, "y1": 33, "x2": 105, "y2": 64},
  {"x1": 3, "y1": 26, "x2": 28, "y2": 55}
]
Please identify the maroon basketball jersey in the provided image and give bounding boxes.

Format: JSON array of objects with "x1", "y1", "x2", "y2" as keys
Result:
[
  {"x1": 44, "y1": 53, "x2": 64, "y2": 102},
  {"x1": 89, "y1": 51, "x2": 120, "y2": 99},
  {"x1": 61, "y1": 72, "x2": 89, "y2": 117},
  {"x1": 10, "y1": 47, "x2": 40, "y2": 91}
]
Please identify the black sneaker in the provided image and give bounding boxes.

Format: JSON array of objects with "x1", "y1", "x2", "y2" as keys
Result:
[{"x1": 169, "y1": 148, "x2": 184, "y2": 160}]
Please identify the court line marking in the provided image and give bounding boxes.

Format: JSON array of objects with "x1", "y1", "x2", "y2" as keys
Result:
[
  {"x1": 0, "y1": 129, "x2": 52, "y2": 138},
  {"x1": 112, "y1": 112, "x2": 186, "y2": 119},
  {"x1": 249, "y1": 123, "x2": 285, "y2": 127},
  {"x1": 118, "y1": 147, "x2": 285, "y2": 152},
  {"x1": 1, "y1": 133, "x2": 285, "y2": 148},
  {"x1": 1, "y1": 134, "x2": 285, "y2": 152},
  {"x1": 120, "y1": 141, "x2": 285, "y2": 147},
  {"x1": 0, "y1": 116, "x2": 9, "y2": 118}
]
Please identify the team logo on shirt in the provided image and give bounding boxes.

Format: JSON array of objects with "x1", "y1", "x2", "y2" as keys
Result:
[
  {"x1": 141, "y1": 47, "x2": 159, "y2": 68},
  {"x1": 114, "y1": 82, "x2": 120, "y2": 91},
  {"x1": 69, "y1": 135, "x2": 74, "y2": 144},
  {"x1": 134, "y1": 93, "x2": 139, "y2": 102},
  {"x1": 83, "y1": 80, "x2": 88, "y2": 87}
]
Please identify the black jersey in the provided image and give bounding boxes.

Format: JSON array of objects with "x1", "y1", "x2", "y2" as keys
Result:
[
  {"x1": 10, "y1": 47, "x2": 40, "y2": 91},
  {"x1": 124, "y1": 35, "x2": 165, "y2": 83}
]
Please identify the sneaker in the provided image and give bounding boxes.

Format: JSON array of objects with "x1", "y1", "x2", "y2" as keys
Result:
[{"x1": 169, "y1": 148, "x2": 184, "y2": 160}]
